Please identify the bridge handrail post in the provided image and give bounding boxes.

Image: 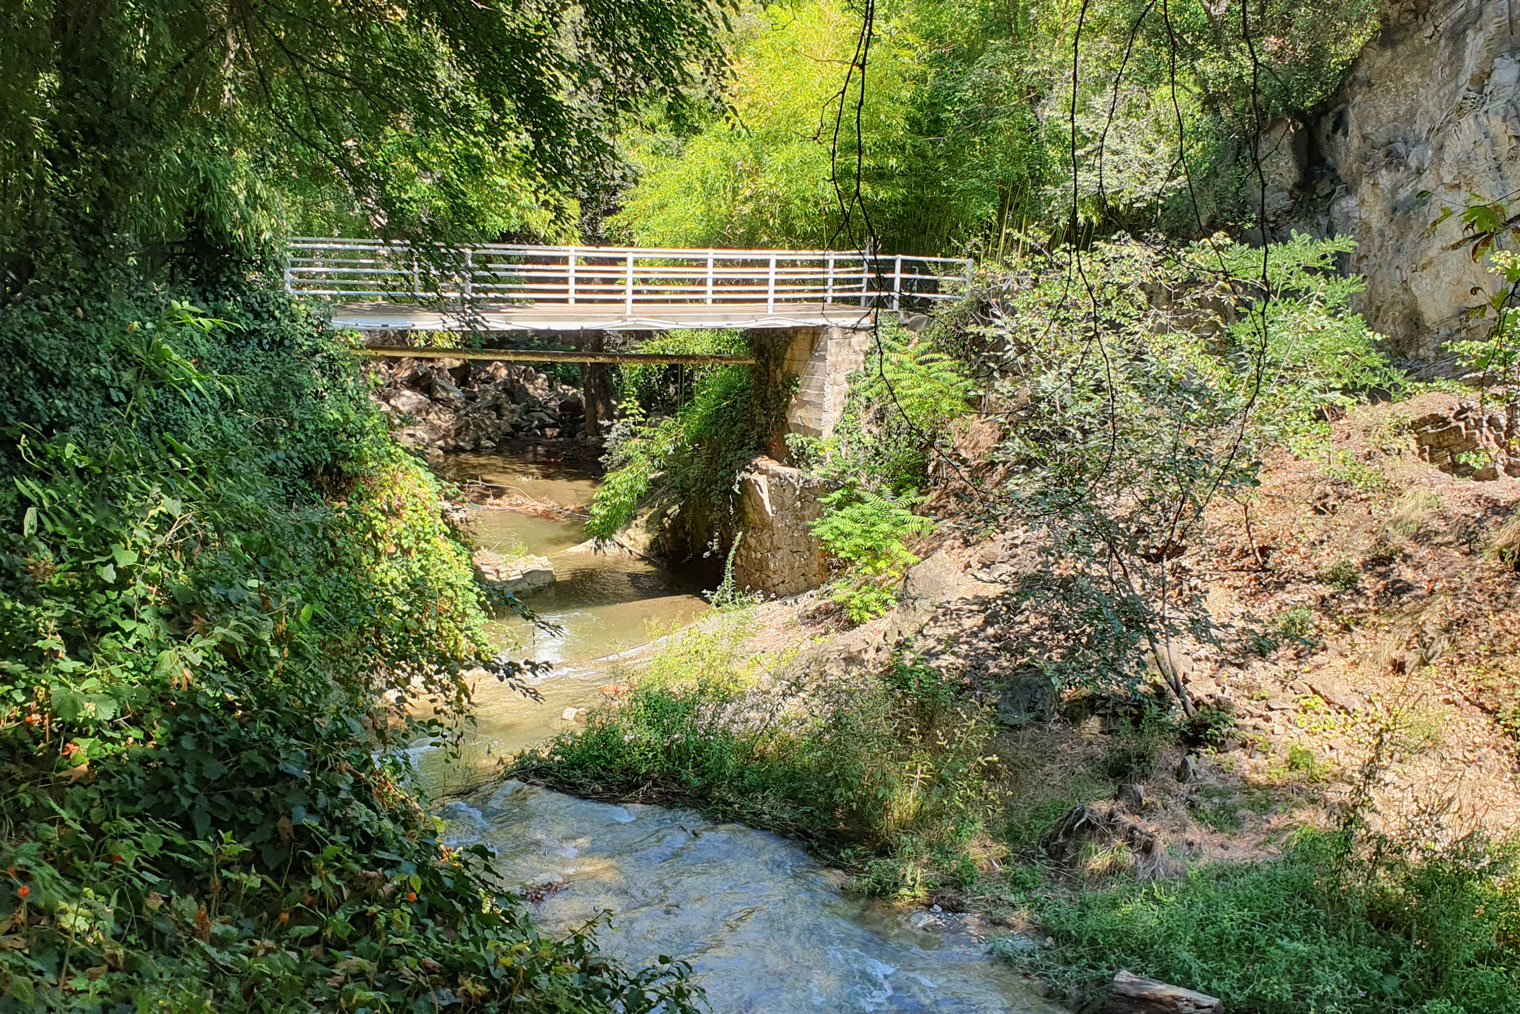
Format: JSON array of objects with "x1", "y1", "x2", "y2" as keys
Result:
[
  {"x1": 825, "y1": 251, "x2": 835, "y2": 303},
  {"x1": 705, "y1": 251, "x2": 715, "y2": 304},
  {"x1": 766, "y1": 252, "x2": 778, "y2": 312},
  {"x1": 463, "y1": 249, "x2": 473, "y2": 301},
  {"x1": 411, "y1": 249, "x2": 420, "y2": 296},
  {"x1": 625, "y1": 252, "x2": 635, "y2": 312},
  {"x1": 567, "y1": 246, "x2": 577, "y2": 305},
  {"x1": 891, "y1": 253, "x2": 903, "y2": 312}
]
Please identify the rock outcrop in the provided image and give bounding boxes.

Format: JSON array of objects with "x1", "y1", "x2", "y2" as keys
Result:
[
  {"x1": 1274, "y1": 1, "x2": 1519, "y2": 366},
  {"x1": 1407, "y1": 391, "x2": 1520, "y2": 479},
  {"x1": 369, "y1": 357, "x2": 587, "y2": 452}
]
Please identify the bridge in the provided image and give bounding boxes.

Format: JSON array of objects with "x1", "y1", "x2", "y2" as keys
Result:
[
  {"x1": 286, "y1": 238, "x2": 972, "y2": 338},
  {"x1": 286, "y1": 238, "x2": 973, "y2": 440}
]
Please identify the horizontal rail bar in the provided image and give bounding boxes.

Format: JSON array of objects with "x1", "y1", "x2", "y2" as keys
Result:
[{"x1": 358, "y1": 346, "x2": 757, "y2": 365}]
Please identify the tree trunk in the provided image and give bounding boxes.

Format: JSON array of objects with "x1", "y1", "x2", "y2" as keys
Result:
[{"x1": 579, "y1": 330, "x2": 614, "y2": 442}]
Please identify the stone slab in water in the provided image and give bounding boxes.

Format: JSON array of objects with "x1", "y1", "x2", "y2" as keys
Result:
[{"x1": 472, "y1": 549, "x2": 555, "y2": 593}]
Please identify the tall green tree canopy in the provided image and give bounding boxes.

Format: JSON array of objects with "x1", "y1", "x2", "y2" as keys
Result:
[
  {"x1": 611, "y1": 0, "x2": 1382, "y2": 255},
  {"x1": 0, "y1": 0, "x2": 729, "y2": 290}
]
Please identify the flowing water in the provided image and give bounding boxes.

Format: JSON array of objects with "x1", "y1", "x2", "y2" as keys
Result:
[{"x1": 417, "y1": 447, "x2": 1058, "y2": 1014}]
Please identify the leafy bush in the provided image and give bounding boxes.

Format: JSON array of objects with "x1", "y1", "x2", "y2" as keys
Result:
[
  {"x1": 517, "y1": 621, "x2": 997, "y2": 900},
  {"x1": 799, "y1": 327, "x2": 971, "y2": 620},
  {"x1": 1000, "y1": 830, "x2": 1520, "y2": 1014},
  {"x1": 0, "y1": 286, "x2": 695, "y2": 1011},
  {"x1": 829, "y1": 327, "x2": 978, "y2": 493},
  {"x1": 811, "y1": 488, "x2": 935, "y2": 621},
  {"x1": 586, "y1": 343, "x2": 791, "y2": 547},
  {"x1": 965, "y1": 233, "x2": 1399, "y2": 707},
  {"x1": 617, "y1": 329, "x2": 748, "y2": 413}
]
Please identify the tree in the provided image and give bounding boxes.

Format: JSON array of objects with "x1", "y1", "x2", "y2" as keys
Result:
[{"x1": 0, "y1": 0, "x2": 730, "y2": 291}]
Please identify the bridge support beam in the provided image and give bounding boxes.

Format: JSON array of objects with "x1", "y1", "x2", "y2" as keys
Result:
[{"x1": 578, "y1": 330, "x2": 615, "y2": 443}]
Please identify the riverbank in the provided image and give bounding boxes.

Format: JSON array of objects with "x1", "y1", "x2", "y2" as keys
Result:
[
  {"x1": 0, "y1": 290, "x2": 698, "y2": 1011},
  {"x1": 514, "y1": 395, "x2": 1520, "y2": 1014},
  {"x1": 411, "y1": 443, "x2": 1075, "y2": 1012}
]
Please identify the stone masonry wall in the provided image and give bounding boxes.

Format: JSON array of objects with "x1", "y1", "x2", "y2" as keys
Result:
[
  {"x1": 782, "y1": 325, "x2": 874, "y2": 439},
  {"x1": 1409, "y1": 393, "x2": 1520, "y2": 480},
  {"x1": 726, "y1": 325, "x2": 876, "y2": 598},
  {"x1": 731, "y1": 456, "x2": 832, "y2": 597}
]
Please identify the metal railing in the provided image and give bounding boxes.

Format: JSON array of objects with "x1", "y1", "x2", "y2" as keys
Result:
[{"x1": 285, "y1": 239, "x2": 973, "y2": 313}]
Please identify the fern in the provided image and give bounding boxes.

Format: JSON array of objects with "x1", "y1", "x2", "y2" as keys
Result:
[{"x1": 812, "y1": 486, "x2": 935, "y2": 622}]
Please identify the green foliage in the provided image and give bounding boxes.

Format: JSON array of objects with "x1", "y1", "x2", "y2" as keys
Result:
[
  {"x1": 1319, "y1": 559, "x2": 1361, "y2": 593},
  {"x1": 830, "y1": 327, "x2": 978, "y2": 493},
  {"x1": 1035, "y1": 0, "x2": 1382, "y2": 233},
  {"x1": 517, "y1": 621, "x2": 996, "y2": 901},
  {"x1": 811, "y1": 488, "x2": 934, "y2": 622},
  {"x1": 618, "y1": 329, "x2": 747, "y2": 414},
  {"x1": 797, "y1": 326, "x2": 970, "y2": 621},
  {"x1": 1000, "y1": 830, "x2": 1520, "y2": 1014},
  {"x1": 613, "y1": 0, "x2": 1383, "y2": 252},
  {"x1": 970, "y1": 233, "x2": 1398, "y2": 702},
  {"x1": 613, "y1": 1, "x2": 923, "y2": 249},
  {"x1": 0, "y1": 286, "x2": 696, "y2": 1011},
  {"x1": 586, "y1": 344, "x2": 790, "y2": 546},
  {"x1": 1445, "y1": 237, "x2": 1519, "y2": 448},
  {"x1": 1, "y1": 0, "x2": 729, "y2": 286}
]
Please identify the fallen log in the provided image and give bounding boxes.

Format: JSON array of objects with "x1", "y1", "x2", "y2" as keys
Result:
[{"x1": 1103, "y1": 969, "x2": 1223, "y2": 1014}]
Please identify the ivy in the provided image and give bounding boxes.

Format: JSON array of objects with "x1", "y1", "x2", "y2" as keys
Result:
[{"x1": 0, "y1": 283, "x2": 698, "y2": 1011}]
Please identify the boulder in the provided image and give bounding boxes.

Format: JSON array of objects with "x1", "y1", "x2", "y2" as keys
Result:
[
  {"x1": 994, "y1": 669, "x2": 1058, "y2": 726},
  {"x1": 384, "y1": 387, "x2": 433, "y2": 418}
]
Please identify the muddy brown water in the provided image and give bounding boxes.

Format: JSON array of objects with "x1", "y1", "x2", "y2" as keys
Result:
[{"x1": 411, "y1": 449, "x2": 1057, "y2": 1013}]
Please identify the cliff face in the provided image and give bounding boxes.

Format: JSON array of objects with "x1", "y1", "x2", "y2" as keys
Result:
[{"x1": 1273, "y1": 1, "x2": 1519, "y2": 368}]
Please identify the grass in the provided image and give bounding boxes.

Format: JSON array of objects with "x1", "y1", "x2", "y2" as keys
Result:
[
  {"x1": 516, "y1": 622, "x2": 999, "y2": 900},
  {"x1": 1318, "y1": 558, "x2": 1361, "y2": 593},
  {"x1": 519, "y1": 617, "x2": 1520, "y2": 1013},
  {"x1": 997, "y1": 830, "x2": 1520, "y2": 1014}
]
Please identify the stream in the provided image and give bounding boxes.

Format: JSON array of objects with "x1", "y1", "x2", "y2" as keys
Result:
[{"x1": 415, "y1": 448, "x2": 1058, "y2": 1013}]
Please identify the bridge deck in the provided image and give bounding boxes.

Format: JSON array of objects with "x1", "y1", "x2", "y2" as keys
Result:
[{"x1": 330, "y1": 300, "x2": 883, "y2": 332}]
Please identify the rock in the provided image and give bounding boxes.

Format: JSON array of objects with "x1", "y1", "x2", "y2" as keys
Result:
[
  {"x1": 560, "y1": 707, "x2": 585, "y2": 723},
  {"x1": 431, "y1": 374, "x2": 467, "y2": 409},
  {"x1": 1174, "y1": 754, "x2": 1198, "y2": 784},
  {"x1": 472, "y1": 549, "x2": 556, "y2": 594},
  {"x1": 995, "y1": 669, "x2": 1058, "y2": 726},
  {"x1": 906, "y1": 911, "x2": 941, "y2": 931},
  {"x1": 1104, "y1": 970, "x2": 1222, "y2": 1014},
  {"x1": 1297, "y1": 2, "x2": 1520, "y2": 364},
  {"x1": 1306, "y1": 673, "x2": 1365, "y2": 712},
  {"x1": 384, "y1": 387, "x2": 433, "y2": 417}
]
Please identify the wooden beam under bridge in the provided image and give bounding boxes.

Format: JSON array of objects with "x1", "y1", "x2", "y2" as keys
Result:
[{"x1": 356, "y1": 345, "x2": 757, "y2": 366}]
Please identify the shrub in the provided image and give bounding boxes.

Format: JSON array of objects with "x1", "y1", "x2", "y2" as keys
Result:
[
  {"x1": 964, "y1": 233, "x2": 1400, "y2": 711},
  {"x1": 586, "y1": 345, "x2": 791, "y2": 545},
  {"x1": 811, "y1": 487, "x2": 935, "y2": 622},
  {"x1": 1319, "y1": 559, "x2": 1361, "y2": 593},
  {"x1": 0, "y1": 286, "x2": 695, "y2": 1011},
  {"x1": 518, "y1": 622, "x2": 997, "y2": 900}
]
